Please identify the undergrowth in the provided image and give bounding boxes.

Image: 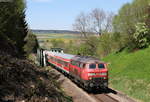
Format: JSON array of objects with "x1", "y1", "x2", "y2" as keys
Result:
[{"x1": 0, "y1": 51, "x2": 72, "y2": 102}]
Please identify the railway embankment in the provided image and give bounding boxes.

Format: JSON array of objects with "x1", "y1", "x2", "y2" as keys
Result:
[
  {"x1": 46, "y1": 66, "x2": 137, "y2": 102},
  {"x1": 103, "y1": 47, "x2": 150, "y2": 102},
  {"x1": 47, "y1": 67, "x2": 97, "y2": 102},
  {"x1": 0, "y1": 51, "x2": 72, "y2": 102}
]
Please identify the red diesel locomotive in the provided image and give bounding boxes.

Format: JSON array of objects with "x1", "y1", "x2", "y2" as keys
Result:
[{"x1": 45, "y1": 51, "x2": 108, "y2": 90}]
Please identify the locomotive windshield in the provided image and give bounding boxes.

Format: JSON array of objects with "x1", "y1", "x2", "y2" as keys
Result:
[
  {"x1": 89, "y1": 64, "x2": 96, "y2": 69},
  {"x1": 98, "y1": 64, "x2": 105, "y2": 69}
]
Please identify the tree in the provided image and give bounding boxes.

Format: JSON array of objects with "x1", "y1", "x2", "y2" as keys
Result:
[
  {"x1": 73, "y1": 9, "x2": 114, "y2": 57},
  {"x1": 133, "y1": 23, "x2": 150, "y2": 48},
  {"x1": 73, "y1": 8, "x2": 114, "y2": 37},
  {"x1": 112, "y1": 0, "x2": 150, "y2": 50},
  {"x1": 50, "y1": 39, "x2": 65, "y2": 48},
  {"x1": 90, "y1": 8, "x2": 114, "y2": 36},
  {"x1": 24, "y1": 32, "x2": 39, "y2": 56},
  {"x1": 113, "y1": 3, "x2": 135, "y2": 35},
  {"x1": 145, "y1": 4, "x2": 150, "y2": 28},
  {"x1": 0, "y1": 0, "x2": 28, "y2": 56},
  {"x1": 113, "y1": 0, "x2": 149, "y2": 35},
  {"x1": 73, "y1": 12, "x2": 90, "y2": 38}
]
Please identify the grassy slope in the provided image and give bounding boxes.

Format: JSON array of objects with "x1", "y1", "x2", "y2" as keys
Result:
[{"x1": 103, "y1": 47, "x2": 150, "y2": 102}]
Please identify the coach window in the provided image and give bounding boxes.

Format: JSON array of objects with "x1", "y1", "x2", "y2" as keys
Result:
[
  {"x1": 65, "y1": 62, "x2": 67, "y2": 66},
  {"x1": 71, "y1": 61, "x2": 73, "y2": 65},
  {"x1": 57, "y1": 59, "x2": 59, "y2": 62},
  {"x1": 59, "y1": 60, "x2": 61, "y2": 64},
  {"x1": 79, "y1": 63, "x2": 82, "y2": 68},
  {"x1": 83, "y1": 63, "x2": 86, "y2": 68},
  {"x1": 71, "y1": 61, "x2": 76, "y2": 66},
  {"x1": 73, "y1": 61, "x2": 75, "y2": 66},
  {"x1": 63, "y1": 61, "x2": 65, "y2": 65},
  {"x1": 71, "y1": 61, "x2": 74, "y2": 65},
  {"x1": 77, "y1": 62, "x2": 80, "y2": 67},
  {"x1": 75, "y1": 61, "x2": 78, "y2": 66},
  {"x1": 80, "y1": 63, "x2": 85, "y2": 68},
  {"x1": 63, "y1": 61, "x2": 66, "y2": 66},
  {"x1": 66, "y1": 62, "x2": 68, "y2": 67},
  {"x1": 73, "y1": 61, "x2": 76, "y2": 66},
  {"x1": 89, "y1": 64, "x2": 96, "y2": 69},
  {"x1": 62, "y1": 61, "x2": 64, "y2": 65}
]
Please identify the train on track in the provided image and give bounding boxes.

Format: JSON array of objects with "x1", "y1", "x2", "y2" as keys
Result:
[{"x1": 37, "y1": 48, "x2": 108, "y2": 91}]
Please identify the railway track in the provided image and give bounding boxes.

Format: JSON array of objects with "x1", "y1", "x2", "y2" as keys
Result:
[
  {"x1": 89, "y1": 87, "x2": 137, "y2": 102},
  {"x1": 50, "y1": 68, "x2": 137, "y2": 102},
  {"x1": 91, "y1": 93, "x2": 119, "y2": 102}
]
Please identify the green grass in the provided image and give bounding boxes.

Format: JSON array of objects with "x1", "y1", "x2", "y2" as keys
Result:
[{"x1": 103, "y1": 47, "x2": 150, "y2": 102}]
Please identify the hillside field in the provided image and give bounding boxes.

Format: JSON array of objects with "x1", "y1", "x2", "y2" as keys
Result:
[
  {"x1": 35, "y1": 33, "x2": 80, "y2": 49},
  {"x1": 35, "y1": 33, "x2": 79, "y2": 40},
  {"x1": 103, "y1": 47, "x2": 150, "y2": 102}
]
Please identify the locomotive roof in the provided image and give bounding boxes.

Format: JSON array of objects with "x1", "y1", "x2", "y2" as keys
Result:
[
  {"x1": 49, "y1": 52, "x2": 75, "y2": 60},
  {"x1": 47, "y1": 52, "x2": 104, "y2": 63},
  {"x1": 72, "y1": 55, "x2": 103, "y2": 63}
]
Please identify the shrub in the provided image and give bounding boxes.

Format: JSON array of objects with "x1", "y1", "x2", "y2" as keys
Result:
[
  {"x1": 133, "y1": 23, "x2": 150, "y2": 49},
  {"x1": 24, "y1": 32, "x2": 39, "y2": 56}
]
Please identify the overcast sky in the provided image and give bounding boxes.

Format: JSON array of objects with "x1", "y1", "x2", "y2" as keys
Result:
[{"x1": 26, "y1": 0, "x2": 132, "y2": 30}]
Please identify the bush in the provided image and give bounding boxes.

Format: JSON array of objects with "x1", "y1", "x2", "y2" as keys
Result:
[
  {"x1": 133, "y1": 23, "x2": 150, "y2": 49},
  {"x1": 24, "y1": 32, "x2": 39, "y2": 56},
  {"x1": 50, "y1": 39, "x2": 65, "y2": 48},
  {"x1": 96, "y1": 32, "x2": 127, "y2": 58},
  {"x1": 96, "y1": 33, "x2": 112, "y2": 57}
]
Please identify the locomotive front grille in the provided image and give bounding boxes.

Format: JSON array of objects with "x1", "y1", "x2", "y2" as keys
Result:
[
  {"x1": 90, "y1": 77, "x2": 108, "y2": 87},
  {"x1": 92, "y1": 77, "x2": 105, "y2": 82}
]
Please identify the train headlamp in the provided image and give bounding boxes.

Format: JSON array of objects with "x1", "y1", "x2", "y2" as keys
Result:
[
  {"x1": 88, "y1": 73, "x2": 96, "y2": 76},
  {"x1": 100, "y1": 73, "x2": 107, "y2": 76}
]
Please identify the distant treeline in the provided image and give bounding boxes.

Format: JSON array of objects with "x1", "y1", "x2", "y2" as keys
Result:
[{"x1": 31, "y1": 29, "x2": 80, "y2": 34}]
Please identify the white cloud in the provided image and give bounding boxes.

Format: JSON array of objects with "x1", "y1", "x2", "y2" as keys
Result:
[{"x1": 31, "y1": 0, "x2": 53, "y2": 3}]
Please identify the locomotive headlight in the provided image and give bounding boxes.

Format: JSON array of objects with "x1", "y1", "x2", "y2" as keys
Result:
[
  {"x1": 100, "y1": 73, "x2": 107, "y2": 76},
  {"x1": 88, "y1": 73, "x2": 96, "y2": 76}
]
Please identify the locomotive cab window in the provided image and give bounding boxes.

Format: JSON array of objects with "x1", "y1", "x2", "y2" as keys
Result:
[
  {"x1": 98, "y1": 63, "x2": 105, "y2": 69},
  {"x1": 83, "y1": 64, "x2": 86, "y2": 68},
  {"x1": 89, "y1": 64, "x2": 96, "y2": 69},
  {"x1": 79, "y1": 63, "x2": 85, "y2": 68}
]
